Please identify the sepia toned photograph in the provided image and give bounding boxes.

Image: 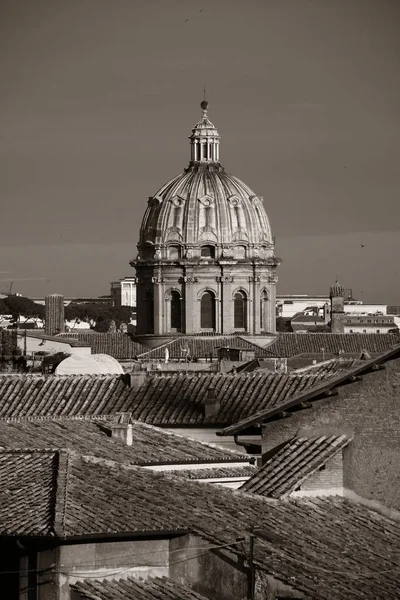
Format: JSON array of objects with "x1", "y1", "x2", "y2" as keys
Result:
[{"x1": 0, "y1": 0, "x2": 399, "y2": 598}]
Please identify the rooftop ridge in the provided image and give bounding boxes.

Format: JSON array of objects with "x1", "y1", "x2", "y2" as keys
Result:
[{"x1": 53, "y1": 449, "x2": 70, "y2": 537}]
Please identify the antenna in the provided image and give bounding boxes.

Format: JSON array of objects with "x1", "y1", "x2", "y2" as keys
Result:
[{"x1": 203, "y1": 85, "x2": 206, "y2": 102}]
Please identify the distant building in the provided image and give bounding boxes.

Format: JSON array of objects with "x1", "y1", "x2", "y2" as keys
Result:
[
  {"x1": 344, "y1": 314, "x2": 396, "y2": 334},
  {"x1": 32, "y1": 296, "x2": 111, "y2": 306},
  {"x1": 110, "y1": 277, "x2": 137, "y2": 307},
  {"x1": 277, "y1": 295, "x2": 330, "y2": 318}
]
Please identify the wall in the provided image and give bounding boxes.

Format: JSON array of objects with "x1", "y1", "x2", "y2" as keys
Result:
[
  {"x1": 344, "y1": 324, "x2": 394, "y2": 334},
  {"x1": 262, "y1": 357, "x2": 400, "y2": 510},
  {"x1": 289, "y1": 452, "x2": 344, "y2": 498},
  {"x1": 46, "y1": 539, "x2": 169, "y2": 600},
  {"x1": 169, "y1": 534, "x2": 249, "y2": 600}
]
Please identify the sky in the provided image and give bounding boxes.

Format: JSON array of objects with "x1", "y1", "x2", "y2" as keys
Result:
[{"x1": 1, "y1": 0, "x2": 399, "y2": 303}]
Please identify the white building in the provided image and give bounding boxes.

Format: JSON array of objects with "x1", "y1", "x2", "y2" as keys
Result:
[
  {"x1": 277, "y1": 295, "x2": 330, "y2": 318},
  {"x1": 110, "y1": 277, "x2": 137, "y2": 308}
]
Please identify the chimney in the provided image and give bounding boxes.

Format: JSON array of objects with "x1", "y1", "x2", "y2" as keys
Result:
[
  {"x1": 128, "y1": 371, "x2": 147, "y2": 390},
  {"x1": 204, "y1": 387, "x2": 220, "y2": 417},
  {"x1": 111, "y1": 412, "x2": 133, "y2": 446}
]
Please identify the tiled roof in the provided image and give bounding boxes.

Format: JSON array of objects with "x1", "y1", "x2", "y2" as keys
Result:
[
  {"x1": 218, "y1": 343, "x2": 400, "y2": 436},
  {"x1": 0, "y1": 449, "x2": 60, "y2": 536},
  {"x1": 241, "y1": 435, "x2": 350, "y2": 497},
  {"x1": 163, "y1": 464, "x2": 257, "y2": 479},
  {"x1": 0, "y1": 371, "x2": 335, "y2": 424},
  {"x1": 137, "y1": 335, "x2": 276, "y2": 360},
  {"x1": 267, "y1": 333, "x2": 399, "y2": 357},
  {"x1": 0, "y1": 418, "x2": 248, "y2": 465},
  {"x1": 71, "y1": 576, "x2": 210, "y2": 600},
  {"x1": 1, "y1": 450, "x2": 400, "y2": 599},
  {"x1": 292, "y1": 358, "x2": 360, "y2": 376},
  {"x1": 57, "y1": 333, "x2": 147, "y2": 358}
]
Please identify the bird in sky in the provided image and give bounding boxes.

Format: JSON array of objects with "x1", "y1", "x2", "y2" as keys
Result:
[
  {"x1": 185, "y1": 18, "x2": 189, "y2": 23},
  {"x1": 360, "y1": 243, "x2": 366, "y2": 248}
]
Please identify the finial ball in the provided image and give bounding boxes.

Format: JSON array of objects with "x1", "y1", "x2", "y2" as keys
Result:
[{"x1": 200, "y1": 100, "x2": 209, "y2": 110}]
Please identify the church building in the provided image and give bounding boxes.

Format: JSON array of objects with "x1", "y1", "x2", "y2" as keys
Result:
[{"x1": 131, "y1": 100, "x2": 281, "y2": 341}]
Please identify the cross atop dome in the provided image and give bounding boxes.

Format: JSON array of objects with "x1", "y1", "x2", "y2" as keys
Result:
[{"x1": 189, "y1": 97, "x2": 220, "y2": 164}]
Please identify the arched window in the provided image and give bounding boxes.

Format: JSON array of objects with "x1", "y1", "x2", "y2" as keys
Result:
[
  {"x1": 201, "y1": 291, "x2": 216, "y2": 329},
  {"x1": 170, "y1": 291, "x2": 182, "y2": 331},
  {"x1": 142, "y1": 245, "x2": 155, "y2": 259},
  {"x1": 234, "y1": 291, "x2": 247, "y2": 330},
  {"x1": 144, "y1": 290, "x2": 154, "y2": 333},
  {"x1": 169, "y1": 245, "x2": 181, "y2": 260},
  {"x1": 260, "y1": 290, "x2": 268, "y2": 331},
  {"x1": 201, "y1": 245, "x2": 215, "y2": 259}
]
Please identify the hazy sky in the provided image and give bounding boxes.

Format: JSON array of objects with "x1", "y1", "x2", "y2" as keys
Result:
[{"x1": 1, "y1": 0, "x2": 399, "y2": 302}]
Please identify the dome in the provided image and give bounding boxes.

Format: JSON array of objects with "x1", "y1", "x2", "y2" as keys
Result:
[
  {"x1": 55, "y1": 354, "x2": 124, "y2": 375},
  {"x1": 137, "y1": 101, "x2": 273, "y2": 257},
  {"x1": 132, "y1": 99, "x2": 281, "y2": 338}
]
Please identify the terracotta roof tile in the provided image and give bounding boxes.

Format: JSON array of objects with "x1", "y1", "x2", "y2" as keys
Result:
[
  {"x1": 267, "y1": 333, "x2": 398, "y2": 357},
  {"x1": 0, "y1": 418, "x2": 247, "y2": 465},
  {"x1": 162, "y1": 464, "x2": 257, "y2": 479},
  {"x1": 0, "y1": 371, "x2": 336, "y2": 425},
  {"x1": 71, "y1": 576, "x2": 209, "y2": 600},
  {"x1": 137, "y1": 335, "x2": 277, "y2": 359},
  {"x1": 241, "y1": 435, "x2": 350, "y2": 497},
  {"x1": 1, "y1": 451, "x2": 400, "y2": 599},
  {"x1": 292, "y1": 358, "x2": 360, "y2": 376},
  {"x1": 57, "y1": 333, "x2": 147, "y2": 358},
  {"x1": 0, "y1": 449, "x2": 59, "y2": 536}
]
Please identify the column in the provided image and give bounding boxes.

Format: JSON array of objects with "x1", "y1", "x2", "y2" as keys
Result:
[
  {"x1": 252, "y1": 276, "x2": 261, "y2": 334},
  {"x1": 152, "y1": 273, "x2": 164, "y2": 335}
]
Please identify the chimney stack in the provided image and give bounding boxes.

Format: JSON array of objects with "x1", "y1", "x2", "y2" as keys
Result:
[
  {"x1": 111, "y1": 412, "x2": 133, "y2": 446},
  {"x1": 204, "y1": 387, "x2": 220, "y2": 417}
]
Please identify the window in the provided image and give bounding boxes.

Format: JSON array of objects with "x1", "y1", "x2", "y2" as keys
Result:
[
  {"x1": 169, "y1": 245, "x2": 181, "y2": 260},
  {"x1": 201, "y1": 291, "x2": 216, "y2": 329},
  {"x1": 170, "y1": 291, "x2": 182, "y2": 331},
  {"x1": 201, "y1": 245, "x2": 215, "y2": 259},
  {"x1": 145, "y1": 291, "x2": 154, "y2": 333},
  {"x1": 377, "y1": 329, "x2": 380, "y2": 333},
  {"x1": 234, "y1": 291, "x2": 247, "y2": 329},
  {"x1": 260, "y1": 290, "x2": 268, "y2": 330},
  {"x1": 350, "y1": 329, "x2": 354, "y2": 333},
  {"x1": 142, "y1": 246, "x2": 155, "y2": 259}
]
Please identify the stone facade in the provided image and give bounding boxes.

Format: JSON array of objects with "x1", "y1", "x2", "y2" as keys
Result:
[{"x1": 131, "y1": 101, "x2": 281, "y2": 336}]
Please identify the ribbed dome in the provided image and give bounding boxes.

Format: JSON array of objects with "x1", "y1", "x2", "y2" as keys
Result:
[
  {"x1": 138, "y1": 100, "x2": 274, "y2": 258},
  {"x1": 140, "y1": 166, "x2": 272, "y2": 249}
]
